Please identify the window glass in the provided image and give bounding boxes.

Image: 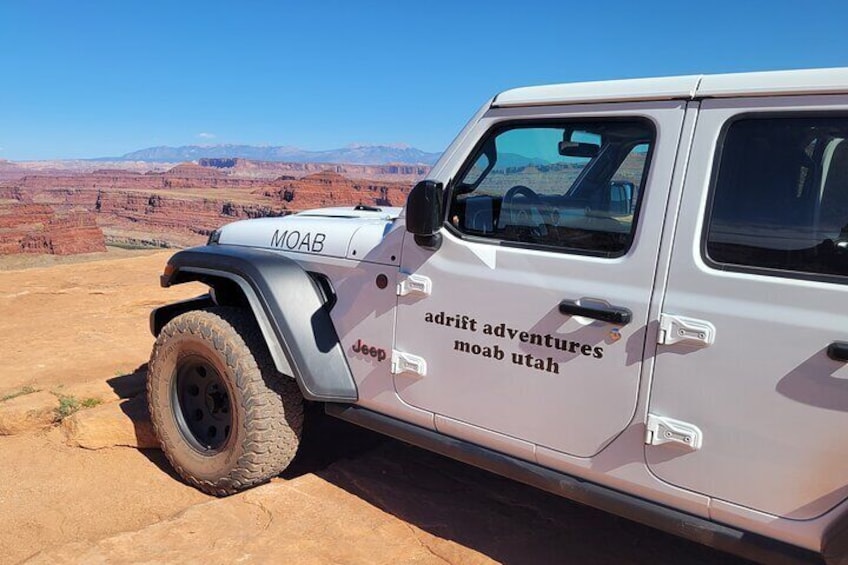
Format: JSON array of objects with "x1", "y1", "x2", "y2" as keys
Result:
[
  {"x1": 448, "y1": 121, "x2": 654, "y2": 256},
  {"x1": 706, "y1": 117, "x2": 848, "y2": 278}
]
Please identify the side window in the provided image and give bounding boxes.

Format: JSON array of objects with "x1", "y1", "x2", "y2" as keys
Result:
[
  {"x1": 447, "y1": 121, "x2": 654, "y2": 257},
  {"x1": 706, "y1": 116, "x2": 848, "y2": 279}
]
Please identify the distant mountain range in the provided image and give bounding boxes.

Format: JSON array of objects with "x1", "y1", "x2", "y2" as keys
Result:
[{"x1": 111, "y1": 144, "x2": 442, "y2": 165}]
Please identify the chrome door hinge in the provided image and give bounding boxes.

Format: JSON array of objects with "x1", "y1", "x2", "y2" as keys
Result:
[
  {"x1": 645, "y1": 414, "x2": 703, "y2": 450},
  {"x1": 397, "y1": 274, "x2": 432, "y2": 297},
  {"x1": 658, "y1": 314, "x2": 716, "y2": 347},
  {"x1": 391, "y1": 350, "x2": 427, "y2": 377}
]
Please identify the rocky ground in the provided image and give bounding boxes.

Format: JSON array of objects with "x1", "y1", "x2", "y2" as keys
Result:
[{"x1": 0, "y1": 250, "x2": 751, "y2": 564}]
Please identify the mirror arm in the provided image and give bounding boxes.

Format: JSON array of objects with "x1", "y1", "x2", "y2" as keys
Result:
[{"x1": 414, "y1": 233, "x2": 442, "y2": 251}]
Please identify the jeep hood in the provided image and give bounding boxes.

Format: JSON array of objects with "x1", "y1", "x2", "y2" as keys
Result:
[{"x1": 215, "y1": 205, "x2": 404, "y2": 264}]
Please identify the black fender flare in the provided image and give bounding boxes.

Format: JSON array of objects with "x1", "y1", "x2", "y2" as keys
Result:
[{"x1": 153, "y1": 245, "x2": 357, "y2": 402}]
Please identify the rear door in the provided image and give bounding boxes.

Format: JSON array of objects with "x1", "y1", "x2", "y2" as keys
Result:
[{"x1": 647, "y1": 95, "x2": 848, "y2": 519}]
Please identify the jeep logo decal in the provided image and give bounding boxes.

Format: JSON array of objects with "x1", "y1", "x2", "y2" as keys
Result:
[{"x1": 352, "y1": 338, "x2": 387, "y2": 362}]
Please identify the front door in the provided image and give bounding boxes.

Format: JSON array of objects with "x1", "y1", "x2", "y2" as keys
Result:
[
  {"x1": 394, "y1": 102, "x2": 686, "y2": 458},
  {"x1": 648, "y1": 96, "x2": 848, "y2": 519}
]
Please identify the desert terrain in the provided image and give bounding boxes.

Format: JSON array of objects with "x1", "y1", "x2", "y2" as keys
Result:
[
  {"x1": 0, "y1": 248, "x2": 751, "y2": 564},
  {"x1": 0, "y1": 158, "x2": 421, "y2": 254}
]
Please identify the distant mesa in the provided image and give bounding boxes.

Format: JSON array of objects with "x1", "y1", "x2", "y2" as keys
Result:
[
  {"x1": 195, "y1": 158, "x2": 430, "y2": 179},
  {"x1": 164, "y1": 162, "x2": 228, "y2": 178},
  {"x1": 116, "y1": 143, "x2": 441, "y2": 165}
]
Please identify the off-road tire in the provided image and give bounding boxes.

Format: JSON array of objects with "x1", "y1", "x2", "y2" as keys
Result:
[{"x1": 147, "y1": 307, "x2": 303, "y2": 496}]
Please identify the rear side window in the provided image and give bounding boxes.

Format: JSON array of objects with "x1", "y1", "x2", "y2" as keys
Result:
[{"x1": 706, "y1": 116, "x2": 848, "y2": 279}]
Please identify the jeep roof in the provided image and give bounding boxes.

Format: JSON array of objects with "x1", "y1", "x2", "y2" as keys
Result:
[{"x1": 494, "y1": 66, "x2": 848, "y2": 107}]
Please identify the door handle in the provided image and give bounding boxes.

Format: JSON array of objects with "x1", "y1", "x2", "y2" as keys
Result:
[
  {"x1": 827, "y1": 342, "x2": 848, "y2": 362},
  {"x1": 559, "y1": 300, "x2": 632, "y2": 325}
]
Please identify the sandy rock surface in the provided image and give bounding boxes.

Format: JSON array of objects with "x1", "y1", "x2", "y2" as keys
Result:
[
  {"x1": 0, "y1": 427, "x2": 211, "y2": 564},
  {"x1": 24, "y1": 434, "x2": 750, "y2": 565},
  {"x1": 0, "y1": 250, "x2": 203, "y2": 395},
  {"x1": 0, "y1": 390, "x2": 57, "y2": 435},
  {"x1": 61, "y1": 368, "x2": 147, "y2": 404},
  {"x1": 0, "y1": 250, "x2": 750, "y2": 565},
  {"x1": 27, "y1": 474, "x2": 484, "y2": 565},
  {"x1": 62, "y1": 395, "x2": 157, "y2": 450}
]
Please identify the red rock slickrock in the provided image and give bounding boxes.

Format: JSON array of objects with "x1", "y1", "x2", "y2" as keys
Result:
[
  {"x1": 0, "y1": 200, "x2": 106, "y2": 255},
  {"x1": 0, "y1": 162, "x2": 416, "y2": 253},
  {"x1": 262, "y1": 171, "x2": 411, "y2": 210}
]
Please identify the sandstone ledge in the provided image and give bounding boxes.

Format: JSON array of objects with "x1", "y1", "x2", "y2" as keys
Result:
[
  {"x1": 26, "y1": 474, "x2": 486, "y2": 565},
  {"x1": 0, "y1": 370, "x2": 148, "y2": 437},
  {"x1": 0, "y1": 391, "x2": 58, "y2": 435},
  {"x1": 62, "y1": 395, "x2": 157, "y2": 450}
]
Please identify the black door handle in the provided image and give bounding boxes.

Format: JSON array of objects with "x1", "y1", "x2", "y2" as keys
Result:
[
  {"x1": 559, "y1": 300, "x2": 632, "y2": 325},
  {"x1": 827, "y1": 342, "x2": 848, "y2": 362}
]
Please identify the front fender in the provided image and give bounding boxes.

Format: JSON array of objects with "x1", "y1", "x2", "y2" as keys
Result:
[
  {"x1": 150, "y1": 294, "x2": 215, "y2": 337},
  {"x1": 157, "y1": 245, "x2": 357, "y2": 402}
]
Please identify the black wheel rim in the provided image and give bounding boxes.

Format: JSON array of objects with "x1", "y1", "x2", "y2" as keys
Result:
[{"x1": 173, "y1": 355, "x2": 232, "y2": 452}]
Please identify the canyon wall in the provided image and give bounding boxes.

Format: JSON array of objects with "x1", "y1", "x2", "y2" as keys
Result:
[
  {"x1": 0, "y1": 200, "x2": 106, "y2": 255},
  {"x1": 1, "y1": 161, "x2": 416, "y2": 254}
]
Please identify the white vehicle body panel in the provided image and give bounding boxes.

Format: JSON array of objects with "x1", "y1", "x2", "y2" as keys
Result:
[
  {"x1": 647, "y1": 94, "x2": 848, "y2": 521},
  {"x1": 217, "y1": 206, "x2": 402, "y2": 265},
  {"x1": 294, "y1": 251, "x2": 437, "y2": 431},
  {"x1": 394, "y1": 100, "x2": 687, "y2": 458}
]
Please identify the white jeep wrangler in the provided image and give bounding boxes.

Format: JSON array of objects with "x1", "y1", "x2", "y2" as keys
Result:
[{"x1": 149, "y1": 67, "x2": 848, "y2": 564}]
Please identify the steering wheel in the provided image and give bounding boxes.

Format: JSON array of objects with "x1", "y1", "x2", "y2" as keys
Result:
[{"x1": 503, "y1": 185, "x2": 548, "y2": 235}]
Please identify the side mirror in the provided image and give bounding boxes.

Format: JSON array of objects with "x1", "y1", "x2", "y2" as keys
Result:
[
  {"x1": 609, "y1": 181, "x2": 635, "y2": 214},
  {"x1": 406, "y1": 180, "x2": 444, "y2": 250}
]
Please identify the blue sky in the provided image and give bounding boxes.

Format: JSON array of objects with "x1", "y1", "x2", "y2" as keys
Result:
[{"x1": 1, "y1": 0, "x2": 847, "y2": 160}]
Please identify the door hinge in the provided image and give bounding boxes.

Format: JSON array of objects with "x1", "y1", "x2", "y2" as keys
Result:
[
  {"x1": 397, "y1": 274, "x2": 432, "y2": 297},
  {"x1": 645, "y1": 414, "x2": 703, "y2": 450},
  {"x1": 658, "y1": 314, "x2": 716, "y2": 347},
  {"x1": 391, "y1": 350, "x2": 427, "y2": 377}
]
